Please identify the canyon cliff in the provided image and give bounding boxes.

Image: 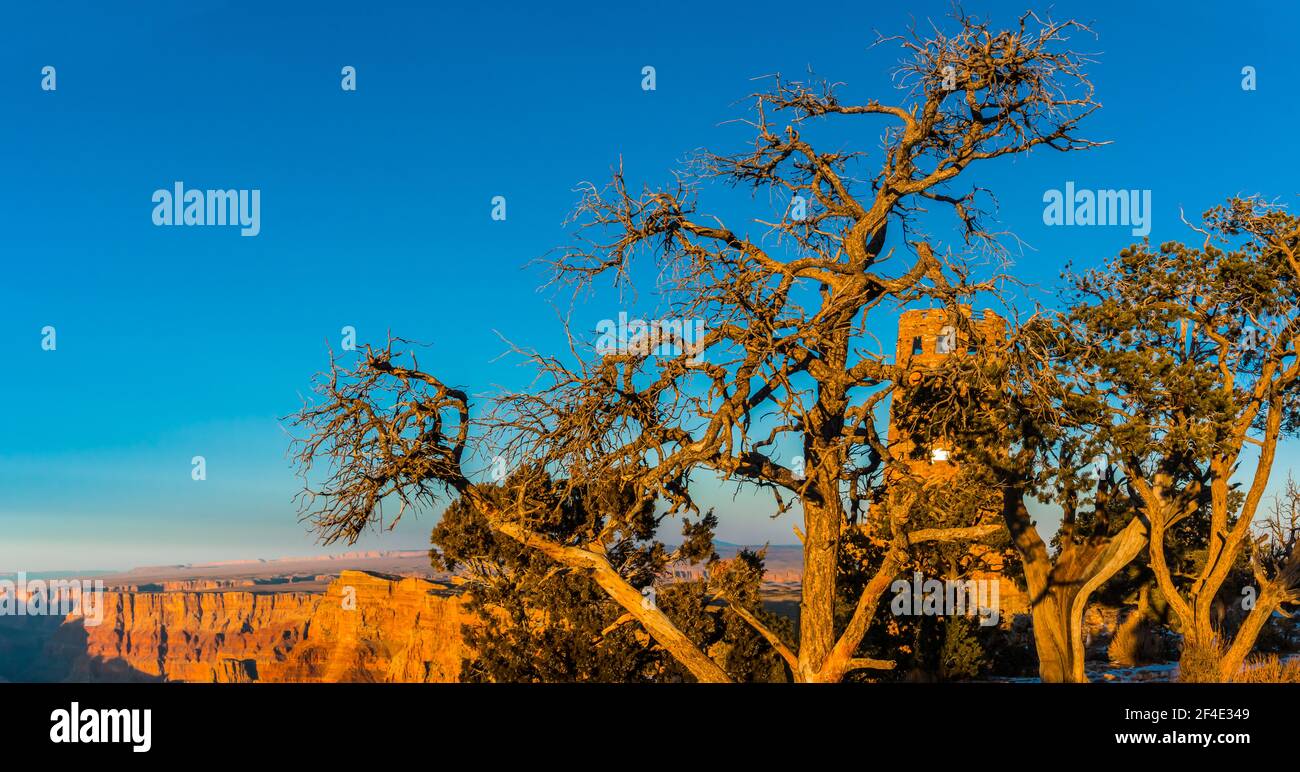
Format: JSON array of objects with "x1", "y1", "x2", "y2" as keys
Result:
[{"x1": 12, "y1": 571, "x2": 474, "y2": 683}]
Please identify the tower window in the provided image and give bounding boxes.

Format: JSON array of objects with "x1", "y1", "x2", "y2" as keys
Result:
[
  {"x1": 911, "y1": 336, "x2": 923, "y2": 355},
  {"x1": 936, "y1": 326, "x2": 956, "y2": 355}
]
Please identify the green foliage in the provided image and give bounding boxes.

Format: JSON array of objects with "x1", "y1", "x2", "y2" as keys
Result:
[
  {"x1": 1063, "y1": 198, "x2": 1300, "y2": 478},
  {"x1": 939, "y1": 617, "x2": 987, "y2": 680},
  {"x1": 430, "y1": 480, "x2": 789, "y2": 682}
]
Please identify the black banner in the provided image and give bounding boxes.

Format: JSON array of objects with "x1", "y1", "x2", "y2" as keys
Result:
[{"x1": 1, "y1": 683, "x2": 1289, "y2": 760}]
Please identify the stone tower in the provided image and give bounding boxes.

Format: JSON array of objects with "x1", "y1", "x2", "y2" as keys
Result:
[
  {"x1": 887, "y1": 306, "x2": 1006, "y2": 469},
  {"x1": 885, "y1": 306, "x2": 1028, "y2": 619}
]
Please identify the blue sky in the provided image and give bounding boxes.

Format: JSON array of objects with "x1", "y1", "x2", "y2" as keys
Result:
[{"x1": 1, "y1": 1, "x2": 1298, "y2": 571}]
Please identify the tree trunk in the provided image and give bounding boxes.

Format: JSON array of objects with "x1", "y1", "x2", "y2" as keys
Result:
[
  {"x1": 1002, "y1": 485, "x2": 1147, "y2": 682},
  {"x1": 1218, "y1": 610, "x2": 1269, "y2": 680},
  {"x1": 799, "y1": 496, "x2": 840, "y2": 680},
  {"x1": 1215, "y1": 585, "x2": 1283, "y2": 681},
  {"x1": 1028, "y1": 592, "x2": 1084, "y2": 682}
]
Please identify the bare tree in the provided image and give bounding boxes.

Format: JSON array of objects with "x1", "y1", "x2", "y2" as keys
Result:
[{"x1": 290, "y1": 10, "x2": 1101, "y2": 683}]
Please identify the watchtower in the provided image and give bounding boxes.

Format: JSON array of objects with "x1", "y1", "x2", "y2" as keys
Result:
[
  {"x1": 887, "y1": 307, "x2": 1006, "y2": 470},
  {"x1": 884, "y1": 306, "x2": 1027, "y2": 619}
]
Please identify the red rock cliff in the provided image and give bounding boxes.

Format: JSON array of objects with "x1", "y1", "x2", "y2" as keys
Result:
[{"x1": 38, "y1": 570, "x2": 472, "y2": 682}]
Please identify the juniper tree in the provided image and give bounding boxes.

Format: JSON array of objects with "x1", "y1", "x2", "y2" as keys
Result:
[{"x1": 1066, "y1": 198, "x2": 1300, "y2": 681}]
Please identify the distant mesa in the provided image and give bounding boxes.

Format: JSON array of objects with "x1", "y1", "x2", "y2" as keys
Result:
[{"x1": 125, "y1": 549, "x2": 428, "y2": 574}]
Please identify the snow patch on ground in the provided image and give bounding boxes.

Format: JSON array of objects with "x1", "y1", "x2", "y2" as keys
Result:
[{"x1": 992, "y1": 661, "x2": 1180, "y2": 684}]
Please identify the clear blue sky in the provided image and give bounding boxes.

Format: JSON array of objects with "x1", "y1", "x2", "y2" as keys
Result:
[{"x1": 1, "y1": 1, "x2": 1297, "y2": 571}]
